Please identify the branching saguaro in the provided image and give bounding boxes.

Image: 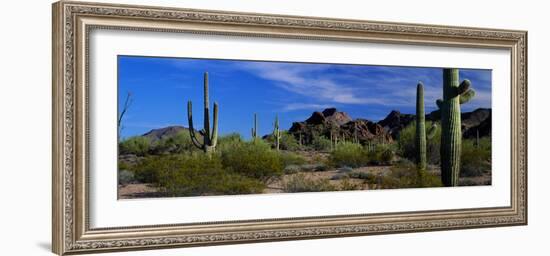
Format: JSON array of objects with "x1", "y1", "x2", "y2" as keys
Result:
[
  {"x1": 187, "y1": 72, "x2": 219, "y2": 153},
  {"x1": 436, "y1": 68, "x2": 475, "y2": 186}
]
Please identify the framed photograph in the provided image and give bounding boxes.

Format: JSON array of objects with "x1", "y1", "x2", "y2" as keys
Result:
[{"x1": 52, "y1": 1, "x2": 527, "y2": 255}]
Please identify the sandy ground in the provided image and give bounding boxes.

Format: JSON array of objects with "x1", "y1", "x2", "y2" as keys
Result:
[{"x1": 118, "y1": 183, "x2": 165, "y2": 199}]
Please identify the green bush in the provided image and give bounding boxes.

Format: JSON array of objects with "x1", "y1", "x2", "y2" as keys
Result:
[
  {"x1": 461, "y1": 137, "x2": 491, "y2": 177},
  {"x1": 136, "y1": 153, "x2": 264, "y2": 196},
  {"x1": 221, "y1": 140, "x2": 284, "y2": 182},
  {"x1": 283, "y1": 165, "x2": 302, "y2": 174},
  {"x1": 217, "y1": 133, "x2": 244, "y2": 152},
  {"x1": 279, "y1": 151, "x2": 307, "y2": 166},
  {"x1": 348, "y1": 171, "x2": 376, "y2": 183},
  {"x1": 311, "y1": 135, "x2": 332, "y2": 151},
  {"x1": 119, "y1": 136, "x2": 151, "y2": 156},
  {"x1": 330, "y1": 142, "x2": 368, "y2": 168},
  {"x1": 339, "y1": 177, "x2": 361, "y2": 191},
  {"x1": 378, "y1": 161, "x2": 442, "y2": 189},
  {"x1": 150, "y1": 131, "x2": 196, "y2": 154},
  {"x1": 266, "y1": 131, "x2": 301, "y2": 151},
  {"x1": 118, "y1": 169, "x2": 136, "y2": 186},
  {"x1": 283, "y1": 173, "x2": 336, "y2": 193},
  {"x1": 366, "y1": 143, "x2": 395, "y2": 165},
  {"x1": 397, "y1": 121, "x2": 440, "y2": 164}
]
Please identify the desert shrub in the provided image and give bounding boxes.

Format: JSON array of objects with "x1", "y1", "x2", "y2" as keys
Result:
[
  {"x1": 311, "y1": 135, "x2": 332, "y2": 151},
  {"x1": 119, "y1": 136, "x2": 151, "y2": 156},
  {"x1": 330, "y1": 142, "x2": 368, "y2": 168},
  {"x1": 132, "y1": 155, "x2": 165, "y2": 183},
  {"x1": 150, "y1": 130, "x2": 196, "y2": 154},
  {"x1": 279, "y1": 132, "x2": 301, "y2": 151},
  {"x1": 217, "y1": 133, "x2": 244, "y2": 152},
  {"x1": 374, "y1": 161, "x2": 442, "y2": 189},
  {"x1": 366, "y1": 143, "x2": 395, "y2": 165},
  {"x1": 330, "y1": 173, "x2": 348, "y2": 180},
  {"x1": 339, "y1": 177, "x2": 361, "y2": 191},
  {"x1": 118, "y1": 170, "x2": 136, "y2": 186},
  {"x1": 140, "y1": 153, "x2": 264, "y2": 196},
  {"x1": 118, "y1": 160, "x2": 131, "y2": 171},
  {"x1": 460, "y1": 137, "x2": 491, "y2": 177},
  {"x1": 283, "y1": 173, "x2": 336, "y2": 193},
  {"x1": 284, "y1": 165, "x2": 302, "y2": 174},
  {"x1": 348, "y1": 171, "x2": 377, "y2": 183},
  {"x1": 300, "y1": 163, "x2": 328, "y2": 172},
  {"x1": 397, "y1": 121, "x2": 440, "y2": 164},
  {"x1": 221, "y1": 140, "x2": 283, "y2": 182},
  {"x1": 279, "y1": 151, "x2": 307, "y2": 166},
  {"x1": 283, "y1": 164, "x2": 328, "y2": 174}
]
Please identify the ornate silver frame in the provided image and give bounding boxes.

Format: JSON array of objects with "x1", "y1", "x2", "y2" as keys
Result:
[{"x1": 52, "y1": 1, "x2": 527, "y2": 255}]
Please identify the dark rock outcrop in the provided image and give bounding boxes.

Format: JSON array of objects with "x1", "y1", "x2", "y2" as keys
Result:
[
  {"x1": 377, "y1": 110, "x2": 415, "y2": 138},
  {"x1": 289, "y1": 108, "x2": 392, "y2": 144},
  {"x1": 461, "y1": 108, "x2": 491, "y2": 138},
  {"x1": 377, "y1": 108, "x2": 492, "y2": 139}
]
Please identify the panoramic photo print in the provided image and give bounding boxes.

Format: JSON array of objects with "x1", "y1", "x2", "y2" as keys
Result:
[{"x1": 117, "y1": 56, "x2": 492, "y2": 199}]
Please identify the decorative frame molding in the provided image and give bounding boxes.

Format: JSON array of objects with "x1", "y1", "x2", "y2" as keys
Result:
[{"x1": 52, "y1": 1, "x2": 527, "y2": 255}]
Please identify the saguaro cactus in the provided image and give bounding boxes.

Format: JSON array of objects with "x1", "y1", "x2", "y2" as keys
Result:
[
  {"x1": 416, "y1": 82, "x2": 427, "y2": 171},
  {"x1": 436, "y1": 68, "x2": 475, "y2": 186},
  {"x1": 187, "y1": 72, "x2": 219, "y2": 153},
  {"x1": 273, "y1": 115, "x2": 281, "y2": 150},
  {"x1": 251, "y1": 113, "x2": 258, "y2": 142}
]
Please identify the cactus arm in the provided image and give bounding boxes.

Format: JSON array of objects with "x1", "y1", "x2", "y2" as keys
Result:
[
  {"x1": 458, "y1": 79, "x2": 471, "y2": 94},
  {"x1": 210, "y1": 102, "x2": 219, "y2": 148},
  {"x1": 187, "y1": 101, "x2": 204, "y2": 149},
  {"x1": 459, "y1": 89, "x2": 476, "y2": 104}
]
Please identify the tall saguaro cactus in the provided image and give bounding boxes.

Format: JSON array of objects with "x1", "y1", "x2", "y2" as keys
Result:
[
  {"x1": 187, "y1": 72, "x2": 219, "y2": 153},
  {"x1": 436, "y1": 68, "x2": 475, "y2": 186},
  {"x1": 273, "y1": 115, "x2": 281, "y2": 150},
  {"x1": 416, "y1": 82, "x2": 427, "y2": 171},
  {"x1": 251, "y1": 113, "x2": 258, "y2": 142}
]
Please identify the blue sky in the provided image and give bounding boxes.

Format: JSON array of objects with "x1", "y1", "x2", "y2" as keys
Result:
[{"x1": 118, "y1": 56, "x2": 491, "y2": 139}]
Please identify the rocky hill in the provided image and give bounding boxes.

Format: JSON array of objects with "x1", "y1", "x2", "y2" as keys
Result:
[
  {"x1": 289, "y1": 108, "x2": 393, "y2": 144},
  {"x1": 288, "y1": 107, "x2": 491, "y2": 144},
  {"x1": 141, "y1": 126, "x2": 197, "y2": 142},
  {"x1": 377, "y1": 108, "x2": 492, "y2": 139}
]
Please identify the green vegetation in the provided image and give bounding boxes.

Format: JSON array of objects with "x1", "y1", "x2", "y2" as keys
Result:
[
  {"x1": 283, "y1": 173, "x2": 336, "y2": 192},
  {"x1": 461, "y1": 137, "x2": 491, "y2": 177},
  {"x1": 398, "y1": 121, "x2": 440, "y2": 165},
  {"x1": 130, "y1": 153, "x2": 264, "y2": 196},
  {"x1": 366, "y1": 143, "x2": 394, "y2": 165},
  {"x1": 119, "y1": 136, "x2": 151, "y2": 156},
  {"x1": 221, "y1": 140, "x2": 284, "y2": 182},
  {"x1": 150, "y1": 130, "x2": 197, "y2": 154},
  {"x1": 378, "y1": 161, "x2": 442, "y2": 189},
  {"x1": 311, "y1": 135, "x2": 332, "y2": 151},
  {"x1": 330, "y1": 142, "x2": 367, "y2": 168}
]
